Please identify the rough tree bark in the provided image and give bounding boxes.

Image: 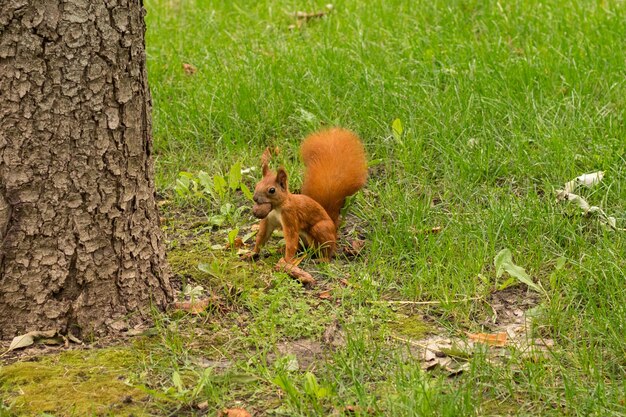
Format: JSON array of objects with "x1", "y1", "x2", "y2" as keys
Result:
[{"x1": 0, "y1": 0, "x2": 173, "y2": 339}]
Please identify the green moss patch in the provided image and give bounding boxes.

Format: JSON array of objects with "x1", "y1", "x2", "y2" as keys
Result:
[
  {"x1": 388, "y1": 314, "x2": 433, "y2": 340},
  {"x1": 0, "y1": 348, "x2": 150, "y2": 417}
]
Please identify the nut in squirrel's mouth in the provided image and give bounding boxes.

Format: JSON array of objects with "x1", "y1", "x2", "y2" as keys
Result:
[{"x1": 252, "y1": 202, "x2": 272, "y2": 219}]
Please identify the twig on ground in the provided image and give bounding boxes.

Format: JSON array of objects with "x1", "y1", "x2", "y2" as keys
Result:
[{"x1": 368, "y1": 296, "x2": 482, "y2": 306}]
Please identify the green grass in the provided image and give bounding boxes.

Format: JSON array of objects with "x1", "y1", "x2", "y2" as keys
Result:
[{"x1": 2, "y1": 0, "x2": 626, "y2": 416}]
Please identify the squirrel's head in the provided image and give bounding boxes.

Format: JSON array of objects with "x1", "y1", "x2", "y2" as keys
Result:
[{"x1": 251, "y1": 162, "x2": 289, "y2": 219}]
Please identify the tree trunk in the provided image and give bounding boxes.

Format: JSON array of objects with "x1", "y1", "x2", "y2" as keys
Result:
[{"x1": 0, "y1": 0, "x2": 172, "y2": 339}]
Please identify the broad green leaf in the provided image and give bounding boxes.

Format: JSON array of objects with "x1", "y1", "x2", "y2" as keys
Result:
[
  {"x1": 228, "y1": 228, "x2": 239, "y2": 247},
  {"x1": 242, "y1": 231, "x2": 256, "y2": 243},
  {"x1": 197, "y1": 170, "x2": 212, "y2": 190},
  {"x1": 213, "y1": 174, "x2": 227, "y2": 198},
  {"x1": 229, "y1": 161, "x2": 242, "y2": 190},
  {"x1": 183, "y1": 284, "x2": 204, "y2": 298},
  {"x1": 494, "y1": 248, "x2": 513, "y2": 278},
  {"x1": 208, "y1": 215, "x2": 225, "y2": 226},
  {"x1": 172, "y1": 371, "x2": 184, "y2": 393},
  {"x1": 198, "y1": 263, "x2": 212, "y2": 274},
  {"x1": 220, "y1": 203, "x2": 233, "y2": 215},
  {"x1": 494, "y1": 248, "x2": 543, "y2": 293},
  {"x1": 497, "y1": 276, "x2": 516, "y2": 291},
  {"x1": 555, "y1": 256, "x2": 566, "y2": 270},
  {"x1": 304, "y1": 372, "x2": 320, "y2": 397},
  {"x1": 502, "y1": 262, "x2": 542, "y2": 293},
  {"x1": 240, "y1": 183, "x2": 253, "y2": 200},
  {"x1": 178, "y1": 171, "x2": 194, "y2": 179},
  {"x1": 392, "y1": 118, "x2": 403, "y2": 142}
]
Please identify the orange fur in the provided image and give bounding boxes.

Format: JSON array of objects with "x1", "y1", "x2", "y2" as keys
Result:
[
  {"x1": 301, "y1": 128, "x2": 368, "y2": 226},
  {"x1": 249, "y1": 128, "x2": 367, "y2": 263}
]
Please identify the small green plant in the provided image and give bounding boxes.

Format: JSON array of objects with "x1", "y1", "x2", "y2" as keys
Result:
[
  {"x1": 173, "y1": 162, "x2": 253, "y2": 208},
  {"x1": 173, "y1": 162, "x2": 253, "y2": 226},
  {"x1": 494, "y1": 248, "x2": 547, "y2": 297},
  {"x1": 166, "y1": 368, "x2": 215, "y2": 406},
  {"x1": 271, "y1": 370, "x2": 333, "y2": 414},
  {"x1": 227, "y1": 227, "x2": 240, "y2": 249}
]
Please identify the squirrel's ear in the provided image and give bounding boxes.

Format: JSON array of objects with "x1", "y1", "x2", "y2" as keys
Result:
[
  {"x1": 262, "y1": 162, "x2": 269, "y2": 176},
  {"x1": 276, "y1": 167, "x2": 288, "y2": 190}
]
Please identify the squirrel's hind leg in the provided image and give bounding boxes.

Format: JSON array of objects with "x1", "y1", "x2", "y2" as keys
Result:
[{"x1": 310, "y1": 220, "x2": 337, "y2": 261}]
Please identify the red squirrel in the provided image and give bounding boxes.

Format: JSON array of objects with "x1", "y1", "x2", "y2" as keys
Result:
[{"x1": 249, "y1": 128, "x2": 368, "y2": 263}]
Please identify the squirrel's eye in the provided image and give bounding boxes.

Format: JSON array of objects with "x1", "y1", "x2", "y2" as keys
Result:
[{"x1": 269, "y1": 187, "x2": 276, "y2": 194}]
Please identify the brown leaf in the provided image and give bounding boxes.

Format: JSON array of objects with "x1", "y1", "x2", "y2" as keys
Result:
[
  {"x1": 293, "y1": 4, "x2": 333, "y2": 21},
  {"x1": 182, "y1": 63, "x2": 197, "y2": 75},
  {"x1": 171, "y1": 298, "x2": 210, "y2": 314},
  {"x1": 343, "y1": 239, "x2": 365, "y2": 257},
  {"x1": 344, "y1": 405, "x2": 375, "y2": 414},
  {"x1": 218, "y1": 408, "x2": 252, "y2": 417},
  {"x1": 8, "y1": 329, "x2": 58, "y2": 352},
  {"x1": 467, "y1": 332, "x2": 507, "y2": 347},
  {"x1": 226, "y1": 237, "x2": 245, "y2": 250},
  {"x1": 318, "y1": 290, "x2": 332, "y2": 299},
  {"x1": 411, "y1": 226, "x2": 443, "y2": 235},
  {"x1": 197, "y1": 401, "x2": 209, "y2": 410}
]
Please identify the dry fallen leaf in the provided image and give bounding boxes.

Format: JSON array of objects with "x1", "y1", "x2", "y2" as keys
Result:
[
  {"x1": 343, "y1": 239, "x2": 365, "y2": 257},
  {"x1": 171, "y1": 298, "x2": 210, "y2": 314},
  {"x1": 556, "y1": 172, "x2": 621, "y2": 230},
  {"x1": 410, "y1": 226, "x2": 443, "y2": 235},
  {"x1": 343, "y1": 405, "x2": 375, "y2": 414},
  {"x1": 562, "y1": 171, "x2": 604, "y2": 194},
  {"x1": 182, "y1": 63, "x2": 197, "y2": 75},
  {"x1": 218, "y1": 408, "x2": 252, "y2": 417},
  {"x1": 318, "y1": 290, "x2": 332, "y2": 299},
  {"x1": 293, "y1": 4, "x2": 334, "y2": 20},
  {"x1": 196, "y1": 401, "x2": 209, "y2": 411},
  {"x1": 467, "y1": 332, "x2": 508, "y2": 347},
  {"x1": 226, "y1": 237, "x2": 245, "y2": 250},
  {"x1": 7, "y1": 329, "x2": 58, "y2": 352}
]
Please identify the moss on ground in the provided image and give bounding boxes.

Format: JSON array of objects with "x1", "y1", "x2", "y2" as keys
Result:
[
  {"x1": 388, "y1": 314, "x2": 433, "y2": 339},
  {"x1": 0, "y1": 348, "x2": 150, "y2": 417}
]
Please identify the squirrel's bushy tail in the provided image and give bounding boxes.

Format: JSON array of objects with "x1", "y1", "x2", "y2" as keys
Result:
[{"x1": 300, "y1": 128, "x2": 368, "y2": 226}]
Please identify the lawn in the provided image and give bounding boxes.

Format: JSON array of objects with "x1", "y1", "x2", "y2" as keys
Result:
[{"x1": 2, "y1": 0, "x2": 625, "y2": 416}]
